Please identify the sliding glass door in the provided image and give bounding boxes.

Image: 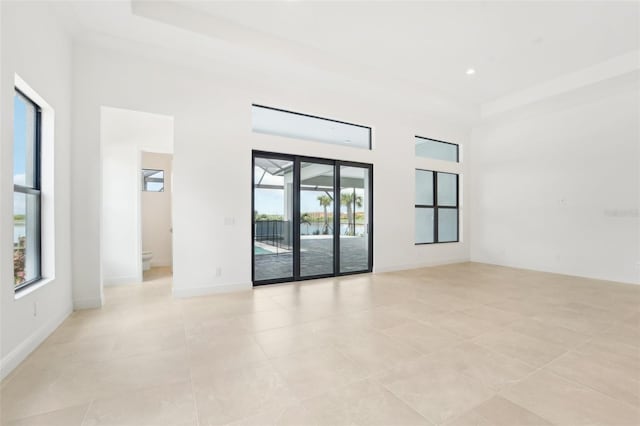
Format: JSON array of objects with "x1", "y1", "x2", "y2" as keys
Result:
[
  {"x1": 299, "y1": 160, "x2": 335, "y2": 278},
  {"x1": 339, "y1": 165, "x2": 371, "y2": 274},
  {"x1": 253, "y1": 155, "x2": 294, "y2": 282},
  {"x1": 252, "y1": 152, "x2": 372, "y2": 285}
]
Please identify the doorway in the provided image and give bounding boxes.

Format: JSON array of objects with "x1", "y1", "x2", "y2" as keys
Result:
[
  {"x1": 140, "y1": 151, "x2": 173, "y2": 281},
  {"x1": 100, "y1": 106, "x2": 174, "y2": 287},
  {"x1": 252, "y1": 151, "x2": 373, "y2": 285}
]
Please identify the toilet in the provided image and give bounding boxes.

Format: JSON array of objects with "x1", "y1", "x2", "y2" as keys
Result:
[{"x1": 142, "y1": 251, "x2": 153, "y2": 271}]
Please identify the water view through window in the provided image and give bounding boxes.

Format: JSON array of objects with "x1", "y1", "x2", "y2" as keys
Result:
[
  {"x1": 253, "y1": 152, "x2": 372, "y2": 284},
  {"x1": 13, "y1": 89, "x2": 42, "y2": 289}
]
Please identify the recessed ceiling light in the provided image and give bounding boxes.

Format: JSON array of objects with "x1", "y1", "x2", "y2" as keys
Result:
[{"x1": 466, "y1": 68, "x2": 476, "y2": 76}]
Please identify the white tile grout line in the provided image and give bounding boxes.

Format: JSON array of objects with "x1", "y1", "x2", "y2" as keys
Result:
[
  {"x1": 183, "y1": 321, "x2": 202, "y2": 426},
  {"x1": 7, "y1": 268, "x2": 639, "y2": 424},
  {"x1": 240, "y1": 285, "x2": 640, "y2": 423},
  {"x1": 493, "y1": 324, "x2": 640, "y2": 415},
  {"x1": 79, "y1": 400, "x2": 94, "y2": 426},
  {"x1": 371, "y1": 311, "x2": 634, "y2": 426}
]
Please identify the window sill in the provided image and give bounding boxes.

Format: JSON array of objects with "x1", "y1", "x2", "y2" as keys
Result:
[
  {"x1": 14, "y1": 277, "x2": 55, "y2": 300},
  {"x1": 415, "y1": 241, "x2": 460, "y2": 245}
]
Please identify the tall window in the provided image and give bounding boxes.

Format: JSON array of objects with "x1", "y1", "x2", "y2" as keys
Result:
[
  {"x1": 13, "y1": 89, "x2": 42, "y2": 290},
  {"x1": 415, "y1": 170, "x2": 459, "y2": 244}
]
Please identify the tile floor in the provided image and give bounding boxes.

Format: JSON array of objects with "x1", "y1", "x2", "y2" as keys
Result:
[
  {"x1": 1, "y1": 263, "x2": 639, "y2": 425},
  {"x1": 254, "y1": 236, "x2": 369, "y2": 282}
]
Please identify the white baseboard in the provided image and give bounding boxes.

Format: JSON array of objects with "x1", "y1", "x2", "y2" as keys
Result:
[
  {"x1": 0, "y1": 305, "x2": 72, "y2": 381},
  {"x1": 469, "y1": 258, "x2": 640, "y2": 286},
  {"x1": 103, "y1": 275, "x2": 139, "y2": 286},
  {"x1": 374, "y1": 258, "x2": 470, "y2": 274},
  {"x1": 151, "y1": 260, "x2": 172, "y2": 267},
  {"x1": 172, "y1": 282, "x2": 251, "y2": 298},
  {"x1": 73, "y1": 297, "x2": 103, "y2": 310},
  {"x1": 173, "y1": 261, "x2": 472, "y2": 299}
]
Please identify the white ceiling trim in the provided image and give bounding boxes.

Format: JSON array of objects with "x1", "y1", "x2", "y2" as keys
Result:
[
  {"x1": 481, "y1": 50, "x2": 640, "y2": 118},
  {"x1": 129, "y1": 0, "x2": 476, "y2": 120}
]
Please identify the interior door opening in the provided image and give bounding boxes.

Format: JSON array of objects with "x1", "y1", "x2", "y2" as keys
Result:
[
  {"x1": 252, "y1": 151, "x2": 373, "y2": 285},
  {"x1": 100, "y1": 106, "x2": 174, "y2": 290}
]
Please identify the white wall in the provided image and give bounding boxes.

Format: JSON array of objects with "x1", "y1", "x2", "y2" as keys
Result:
[
  {"x1": 101, "y1": 144, "x2": 140, "y2": 284},
  {"x1": 0, "y1": 3, "x2": 72, "y2": 379},
  {"x1": 141, "y1": 152, "x2": 173, "y2": 268},
  {"x1": 100, "y1": 107, "x2": 173, "y2": 285},
  {"x1": 71, "y1": 43, "x2": 472, "y2": 303},
  {"x1": 471, "y1": 72, "x2": 640, "y2": 284}
]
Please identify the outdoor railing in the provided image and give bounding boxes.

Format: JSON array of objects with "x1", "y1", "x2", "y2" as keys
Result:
[{"x1": 255, "y1": 220, "x2": 292, "y2": 250}]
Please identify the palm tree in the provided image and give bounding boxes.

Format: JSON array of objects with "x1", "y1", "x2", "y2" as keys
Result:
[
  {"x1": 340, "y1": 191, "x2": 363, "y2": 236},
  {"x1": 301, "y1": 212, "x2": 312, "y2": 235},
  {"x1": 317, "y1": 195, "x2": 332, "y2": 234}
]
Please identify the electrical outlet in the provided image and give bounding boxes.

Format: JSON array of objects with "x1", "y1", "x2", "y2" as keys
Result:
[{"x1": 215, "y1": 267, "x2": 222, "y2": 277}]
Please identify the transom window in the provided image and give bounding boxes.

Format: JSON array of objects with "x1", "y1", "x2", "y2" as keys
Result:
[
  {"x1": 13, "y1": 89, "x2": 42, "y2": 289},
  {"x1": 252, "y1": 104, "x2": 372, "y2": 150},
  {"x1": 415, "y1": 136, "x2": 459, "y2": 162}
]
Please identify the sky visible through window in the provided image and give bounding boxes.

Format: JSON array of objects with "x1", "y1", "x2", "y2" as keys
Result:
[
  {"x1": 14, "y1": 94, "x2": 27, "y2": 179},
  {"x1": 13, "y1": 93, "x2": 27, "y2": 242},
  {"x1": 14, "y1": 93, "x2": 27, "y2": 216},
  {"x1": 255, "y1": 188, "x2": 334, "y2": 215},
  {"x1": 254, "y1": 167, "x2": 363, "y2": 216}
]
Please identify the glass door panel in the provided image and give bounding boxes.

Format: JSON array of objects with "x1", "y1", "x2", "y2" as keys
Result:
[
  {"x1": 339, "y1": 165, "x2": 371, "y2": 273},
  {"x1": 253, "y1": 152, "x2": 372, "y2": 285},
  {"x1": 299, "y1": 161, "x2": 335, "y2": 277},
  {"x1": 253, "y1": 156, "x2": 294, "y2": 282}
]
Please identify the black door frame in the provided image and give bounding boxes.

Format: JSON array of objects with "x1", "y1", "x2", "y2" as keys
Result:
[{"x1": 252, "y1": 150, "x2": 373, "y2": 286}]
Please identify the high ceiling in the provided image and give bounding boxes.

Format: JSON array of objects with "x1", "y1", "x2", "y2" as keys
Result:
[
  {"x1": 184, "y1": 0, "x2": 639, "y2": 104},
  {"x1": 53, "y1": 1, "x2": 639, "y2": 107}
]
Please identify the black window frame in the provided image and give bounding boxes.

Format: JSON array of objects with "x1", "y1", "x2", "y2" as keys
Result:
[
  {"x1": 252, "y1": 150, "x2": 374, "y2": 286},
  {"x1": 415, "y1": 135, "x2": 460, "y2": 163},
  {"x1": 415, "y1": 169, "x2": 459, "y2": 244},
  {"x1": 252, "y1": 104, "x2": 373, "y2": 150},
  {"x1": 13, "y1": 88, "x2": 43, "y2": 291}
]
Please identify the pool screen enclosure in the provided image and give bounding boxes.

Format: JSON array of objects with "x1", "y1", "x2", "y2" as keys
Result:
[{"x1": 252, "y1": 151, "x2": 373, "y2": 285}]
